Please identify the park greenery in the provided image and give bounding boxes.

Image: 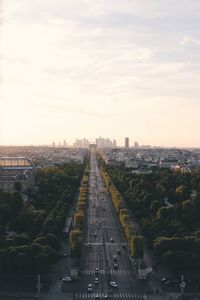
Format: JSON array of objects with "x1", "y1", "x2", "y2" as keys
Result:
[
  {"x1": 0, "y1": 160, "x2": 87, "y2": 276},
  {"x1": 100, "y1": 158, "x2": 200, "y2": 274}
]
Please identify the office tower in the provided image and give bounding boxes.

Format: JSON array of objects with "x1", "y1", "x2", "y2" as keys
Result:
[
  {"x1": 134, "y1": 141, "x2": 139, "y2": 148},
  {"x1": 125, "y1": 137, "x2": 129, "y2": 148}
]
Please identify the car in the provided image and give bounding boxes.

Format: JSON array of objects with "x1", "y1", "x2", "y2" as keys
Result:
[
  {"x1": 88, "y1": 284, "x2": 93, "y2": 292},
  {"x1": 62, "y1": 276, "x2": 72, "y2": 282},
  {"x1": 94, "y1": 278, "x2": 99, "y2": 284},
  {"x1": 60, "y1": 252, "x2": 69, "y2": 258},
  {"x1": 167, "y1": 280, "x2": 179, "y2": 285},
  {"x1": 113, "y1": 264, "x2": 118, "y2": 270},
  {"x1": 161, "y1": 278, "x2": 168, "y2": 283},
  {"x1": 103, "y1": 294, "x2": 108, "y2": 299},
  {"x1": 95, "y1": 294, "x2": 100, "y2": 299},
  {"x1": 113, "y1": 255, "x2": 117, "y2": 262},
  {"x1": 63, "y1": 252, "x2": 69, "y2": 257},
  {"x1": 117, "y1": 249, "x2": 121, "y2": 255},
  {"x1": 86, "y1": 243, "x2": 91, "y2": 247},
  {"x1": 95, "y1": 267, "x2": 99, "y2": 274},
  {"x1": 110, "y1": 281, "x2": 118, "y2": 288},
  {"x1": 94, "y1": 233, "x2": 97, "y2": 237},
  {"x1": 110, "y1": 237, "x2": 114, "y2": 242}
]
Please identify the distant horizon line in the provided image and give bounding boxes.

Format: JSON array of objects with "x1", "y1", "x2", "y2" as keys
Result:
[{"x1": 0, "y1": 144, "x2": 200, "y2": 149}]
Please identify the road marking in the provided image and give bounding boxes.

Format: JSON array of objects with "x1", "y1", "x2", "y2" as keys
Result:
[
  {"x1": 74, "y1": 293, "x2": 146, "y2": 299},
  {"x1": 81, "y1": 269, "x2": 134, "y2": 275}
]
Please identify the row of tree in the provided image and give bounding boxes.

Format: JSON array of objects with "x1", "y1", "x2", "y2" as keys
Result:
[
  {"x1": 70, "y1": 166, "x2": 90, "y2": 257},
  {"x1": 104, "y1": 163, "x2": 200, "y2": 273},
  {"x1": 101, "y1": 168, "x2": 143, "y2": 259},
  {"x1": 0, "y1": 161, "x2": 87, "y2": 275}
]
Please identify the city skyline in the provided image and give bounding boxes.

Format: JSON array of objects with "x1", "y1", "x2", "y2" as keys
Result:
[
  {"x1": 1, "y1": 136, "x2": 200, "y2": 148},
  {"x1": 1, "y1": 0, "x2": 200, "y2": 147}
]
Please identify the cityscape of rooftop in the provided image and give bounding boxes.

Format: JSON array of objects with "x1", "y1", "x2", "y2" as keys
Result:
[
  {"x1": 1, "y1": 1, "x2": 200, "y2": 298},
  {"x1": 1, "y1": 139, "x2": 200, "y2": 150},
  {"x1": 1, "y1": 137, "x2": 200, "y2": 149}
]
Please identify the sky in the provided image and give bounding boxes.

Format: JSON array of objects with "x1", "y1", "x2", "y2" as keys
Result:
[{"x1": 1, "y1": 0, "x2": 200, "y2": 147}]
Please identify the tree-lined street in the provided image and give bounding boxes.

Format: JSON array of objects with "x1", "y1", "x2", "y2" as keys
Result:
[{"x1": 62, "y1": 150, "x2": 149, "y2": 299}]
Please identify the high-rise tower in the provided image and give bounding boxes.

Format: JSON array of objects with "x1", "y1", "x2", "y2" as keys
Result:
[{"x1": 125, "y1": 137, "x2": 129, "y2": 148}]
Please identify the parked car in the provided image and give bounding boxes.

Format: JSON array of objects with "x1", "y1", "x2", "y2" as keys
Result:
[
  {"x1": 113, "y1": 255, "x2": 117, "y2": 262},
  {"x1": 161, "y1": 278, "x2": 168, "y2": 283},
  {"x1": 62, "y1": 276, "x2": 72, "y2": 282},
  {"x1": 88, "y1": 284, "x2": 92, "y2": 292},
  {"x1": 110, "y1": 281, "x2": 118, "y2": 288}
]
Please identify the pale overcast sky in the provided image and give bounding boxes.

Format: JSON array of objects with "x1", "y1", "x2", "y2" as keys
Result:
[{"x1": 1, "y1": 0, "x2": 200, "y2": 146}]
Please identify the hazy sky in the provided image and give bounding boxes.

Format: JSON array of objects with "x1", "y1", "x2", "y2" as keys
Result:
[{"x1": 1, "y1": 0, "x2": 200, "y2": 147}]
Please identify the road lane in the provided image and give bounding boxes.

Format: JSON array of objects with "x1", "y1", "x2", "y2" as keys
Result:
[{"x1": 63, "y1": 150, "x2": 149, "y2": 299}]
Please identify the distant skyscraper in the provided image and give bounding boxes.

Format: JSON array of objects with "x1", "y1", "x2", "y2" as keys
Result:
[
  {"x1": 52, "y1": 142, "x2": 55, "y2": 147},
  {"x1": 125, "y1": 137, "x2": 129, "y2": 148},
  {"x1": 96, "y1": 136, "x2": 116, "y2": 149},
  {"x1": 73, "y1": 138, "x2": 89, "y2": 148},
  {"x1": 134, "y1": 141, "x2": 139, "y2": 148}
]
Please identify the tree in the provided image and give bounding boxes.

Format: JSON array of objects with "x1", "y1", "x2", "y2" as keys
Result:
[
  {"x1": 150, "y1": 200, "x2": 163, "y2": 215},
  {"x1": 143, "y1": 193, "x2": 157, "y2": 208},
  {"x1": 14, "y1": 182, "x2": 22, "y2": 192},
  {"x1": 163, "y1": 250, "x2": 188, "y2": 271},
  {"x1": 69, "y1": 229, "x2": 83, "y2": 257},
  {"x1": 176, "y1": 185, "x2": 190, "y2": 201},
  {"x1": 130, "y1": 236, "x2": 144, "y2": 258},
  {"x1": 74, "y1": 213, "x2": 85, "y2": 229}
]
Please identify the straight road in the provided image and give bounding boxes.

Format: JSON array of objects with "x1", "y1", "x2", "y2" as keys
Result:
[{"x1": 63, "y1": 150, "x2": 149, "y2": 299}]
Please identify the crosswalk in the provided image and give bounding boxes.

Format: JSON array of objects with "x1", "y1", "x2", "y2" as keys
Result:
[
  {"x1": 82, "y1": 269, "x2": 133, "y2": 276},
  {"x1": 74, "y1": 292, "x2": 146, "y2": 299},
  {"x1": 84, "y1": 242, "x2": 122, "y2": 246}
]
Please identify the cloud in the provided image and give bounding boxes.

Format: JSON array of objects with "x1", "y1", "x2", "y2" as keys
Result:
[
  {"x1": 181, "y1": 36, "x2": 200, "y2": 46},
  {"x1": 38, "y1": 103, "x2": 111, "y2": 119},
  {"x1": 1, "y1": 0, "x2": 200, "y2": 146}
]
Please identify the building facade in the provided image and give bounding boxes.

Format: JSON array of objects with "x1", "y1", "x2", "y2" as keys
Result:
[
  {"x1": 0, "y1": 157, "x2": 35, "y2": 193},
  {"x1": 125, "y1": 137, "x2": 129, "y2": 148}
]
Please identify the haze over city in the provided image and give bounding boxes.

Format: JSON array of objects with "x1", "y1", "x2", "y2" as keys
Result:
[{"x1": 1, "y1": 0, "x2": 200, "y2": 147}]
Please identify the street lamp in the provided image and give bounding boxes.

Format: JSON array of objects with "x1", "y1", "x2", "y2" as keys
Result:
[
  {"x1": 36, "y1": 274, "x2": 41, "y2": 298},
  {"x1": 180, "y1": 274, "x2": 186, "y2": 299}
]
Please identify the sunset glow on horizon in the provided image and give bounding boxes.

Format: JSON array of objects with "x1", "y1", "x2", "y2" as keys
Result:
[{"x1": 1, "y1": 0, "x2": 200, "y2": 147}]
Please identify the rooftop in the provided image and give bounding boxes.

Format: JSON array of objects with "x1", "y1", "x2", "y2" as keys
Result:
[{"x1": 0, "y1": 157, "x2": 34, "y2": 169}]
